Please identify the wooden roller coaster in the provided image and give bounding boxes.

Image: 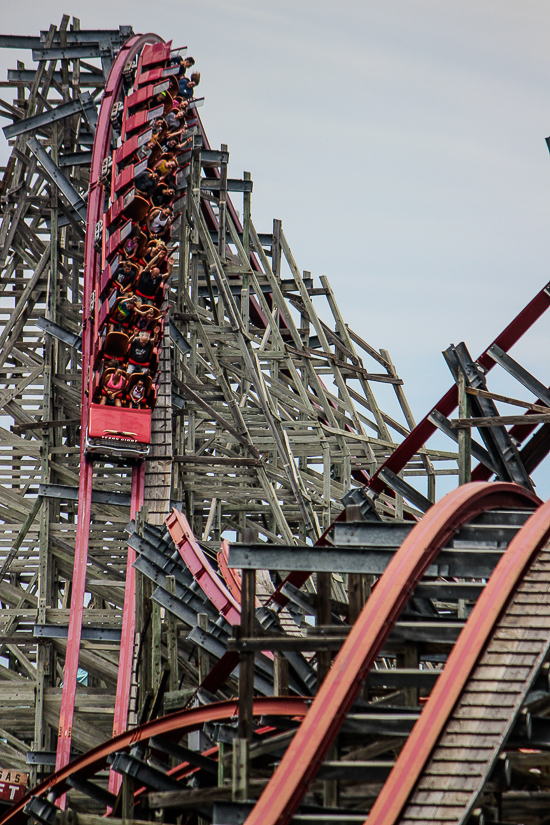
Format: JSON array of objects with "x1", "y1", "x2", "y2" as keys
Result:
[{"x1": 1, "y1": 17, "x2": 550, "y2": 825}]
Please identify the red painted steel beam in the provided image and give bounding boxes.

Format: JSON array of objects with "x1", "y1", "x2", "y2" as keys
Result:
[
  {"x1": 244, "y1": 482, "x2": 540, "y2": 825},
  {"x1": 368, "y1": 282, "x2": 550, "y2": 495},
  {"x1": 0, "y1": 698, "x2": 308, "y2": 825},
  {"x1": 109, "y1": 461, "x2": 146, "y2": 795},
  {"x1": 366, "y1": 494, "x2": 550, "y2": 825},
  {"x1": 166, "y1": 508, "x2": 242, "y2": 624},
  {"x1": 55, "y1": 31, "x2": 163, "y2": 787}
]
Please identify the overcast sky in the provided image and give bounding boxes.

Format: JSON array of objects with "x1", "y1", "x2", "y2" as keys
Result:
[{"x1": 2, "y1": 1, "x2": 550, "y2": 493}]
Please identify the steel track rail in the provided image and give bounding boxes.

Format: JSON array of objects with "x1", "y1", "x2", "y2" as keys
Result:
[
  {"x1": 244, "y1": 482, "x2": 540, "y2": 825},
  {"x1": 109, "y1": 460, "x2": 145, "y2": 795},
  {"x1": 0, "y1": 697, "x2": 308, "y2": 825},
  {"x1": 366, "y1": 496, "x2": 550, "y2": 825},
  {"x1": 367, "y1": 284, "x2": 550, "y2": 496},
  {"x1": 55, "y1": 31, "x2": 163, "y2": 781}
]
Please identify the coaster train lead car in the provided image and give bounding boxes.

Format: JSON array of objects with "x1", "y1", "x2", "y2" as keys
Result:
[{"x1": 85, "y1": 39, "x2": 199, "y2": 460}]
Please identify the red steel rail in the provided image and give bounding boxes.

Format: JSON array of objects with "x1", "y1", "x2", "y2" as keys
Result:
[
  {"x1": 0, "y1": 697, "x2": 308, "y2": 825},
  {"x1": 366, "y1": 494, "x2": 550, "y2": 825},
  {"x1": 166, "y1": 509, "x2": 242, "y2": 624},
  {"x1": 368, "y1": 282, "x2": 550, "y2": 495},
  {"x1": 244, "y1": 482, "x2": 540, "y2": 825},
  {"x1": 109, "y1": 460, "x2": 145, "y2": 795},
  {"x1": 55, "y1": 32, "x2": 163, "y2": 783}
]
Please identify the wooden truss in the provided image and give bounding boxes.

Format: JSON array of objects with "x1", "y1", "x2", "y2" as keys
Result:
[{"x1": 0, "y1": 18, "x2": 454, "y2": 792}]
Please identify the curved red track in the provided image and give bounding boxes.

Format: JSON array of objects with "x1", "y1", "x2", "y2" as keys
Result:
[
  {"x1": 366, "y1": 494, "x2": 550, "y2": 825},
  {"x1": 0, "y1": 698, "x2": 308, "y2": 825},
  {"x1": 245, "y1": 482, "x2": 540, "y2": 825}
]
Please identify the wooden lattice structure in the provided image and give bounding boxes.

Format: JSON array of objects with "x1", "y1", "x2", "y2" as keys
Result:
[{"x1": 0, "y1": 18, "x2": 455, "y2": 797}]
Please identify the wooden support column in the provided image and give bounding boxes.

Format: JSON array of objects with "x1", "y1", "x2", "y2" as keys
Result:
[
  {"x1": 34, "y1": 124, "x2": 59, "y2": 778},
  {"x1": 458, "y1": 367, "x2": 471, "y2": 485},
  {"x1": 120, "y1": 774, "x2": 134, "y2": 820},
  {"x1": 218, "y1": 144, "x2": 228, "y2": 261},
  {"x1": 273, "y1": 651, "x2": 289, "y2": 696},
  {"x1": 397, "y1": 642, "x2": 419, "y2": 707},
  {"x1": 316, "y1": 572, "x2": 332, "y2": 688},
  {"x1": 234, "y1": 567, "x2": 255, "y2": 801},
  {"x1": 241, "y1": 171, "x2": 251, "y2": 333},
  {"x1": 197, "y1": 613, "x2": 210, "y2": 683},
  {"x1": 166, "y1": 576, "x2": 178, "y2": 693},
  {"x1": 272, "y1": 219, "x2": 282, "y2": 283},
  {"x1": 346, "y1": 505, "x2": 370, "y2": 626}
]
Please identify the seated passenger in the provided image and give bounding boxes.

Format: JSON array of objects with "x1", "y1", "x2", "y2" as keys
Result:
[
  {"x1": 134, "y1": 263, "x2": 171, "y2": 302},
  {"x1": 173, "y1": 55, "x2": 195, "y2": 75},
  {"x1": 135, "y1": 168, "x2": 159, "y2": 196},
  {"x1": 132, "y1": 304, "x2": 157, "y2": 334},
  {"x1": 153, "y1": 157, "x2": 178, "y2": 180},
  {"x1": 136, "y1": 137, "x2": 161, "y2": 164},
  {"x1": 151, "y1": 183, "x2": 175, "y2": 207},
  {"x1": 160, "y1": 134, "x2": 192, "y2": 155},
  {"x1": 146, "y1": 206, "x2": 173, "y2": 237},
  {"x1": 108, "y1": 293, "x2": 136, "y2": 333},
  {"x1": 150, "y1": 89, "x2": 171, "y2": 110},
  {"x1": 114, "y1": 260, "x2": 139, "y2": 293},
  {"x1": 178, "y1": 71, "x2": 200, "y2": 99},
  {"x1": 165, "y1": 102, "x2": 188, "y2": 132},
  {"x1": 126, "y1": 332, "x2": 154, "y2": 374},
  {"x1": 127, "y1": 377, "x2": 148, "y2": 409},
  {"x1": 99, "y1": 366, "x2": 126, "y2": 406},
  {"x1": 122, "y1": 225, "x2": 142, "y2": 260},
  {"x1": 151, "y1": 322, "x2": 163, "y2": 346},
  {"x1": 152, "y1": 118, "x2": 168, "y2": 139},
  {"x1": 142, "y1": 240, "x2": 167, "y2": 267}
]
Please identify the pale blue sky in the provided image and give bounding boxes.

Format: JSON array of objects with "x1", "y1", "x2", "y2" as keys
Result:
[{"x1": 2, "y1": 1, "x2": 550, "y2": 493}]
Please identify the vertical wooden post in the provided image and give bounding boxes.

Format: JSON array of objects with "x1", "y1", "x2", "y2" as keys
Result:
[
  {"x1": 458, "y1": 368, "x2": 471, "y2": 485},
  {"x1": 274, "y1": 651, "x2": 289, "y2": 696},
  {"x1": 320, "y1": 565, "x2": 338, "y2": 807},
  {"x1": 197, "y1": 613, "x2": 210, "y2": 683},
  {"x1": 151, "y1": 604, "x2": 162, "y2": 696},
  {"x1": 234, "y1": 567, "x2": 255, "y2": 801},
  {"x1": 397, "y1": 642, "x2": 419, "y2": 707},
  {"x1": 165, "y1": 576, "x2": 178, "y2": 693},
  {"x1": 34, "y1": 121, "x2": 59, "y2": 778},
  {"x1": 241, "y1": 171, "x2": 251, "y2": 333},
  {"x1": 218, "y1": 740, "x2": 227, "y2": 788},
  {"x1": 121, "y1": 774, "x2": 134, "y2": 819},
  {"x1": 272, "y1": 219, "x2": 282, "y2": 282},
  {"x1": 218, "y1": 144, "x2": 228, "y2": 261},
  {"x1": 316, "y1": 571, "x2": 332, "y2": 688}
]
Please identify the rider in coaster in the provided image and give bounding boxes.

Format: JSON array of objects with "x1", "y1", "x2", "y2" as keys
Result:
[
  {"x1": 135, "y1": 168, "x2": 159, "y2": 196},
  {"x1": 134, "y1": 258, "x2": 173, "y2": 302},
  {"x1": 178, "y1": 71, "x2": 200, "y2": 99},
  {"x1": 151, "y1": 183, "x2": 175, "y2": 207},
  {"x1": 147, "y1": 206, "x2": 173, "y2": 237},
  {"x1": 126, "y1": 331, "x2": 154, "y2": 375},
  {"x1": 132, "y1": 303, "x2": 157, "y2": 334},
  {"x1": 99, "y1": 364, "x2": 126, "y2": 407},
  {"x1": 114, "y1": 260, "x2": 139, "y2": 293},
  {"x1": 108, "y1": 292, "x2": 136, "y2": 333},
  {"x1": 172, "y1": 55, "x2": 195, "y2": 75},
  {"x1": 127, "y1": 377, "x2": 148, "y2": 409}
]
